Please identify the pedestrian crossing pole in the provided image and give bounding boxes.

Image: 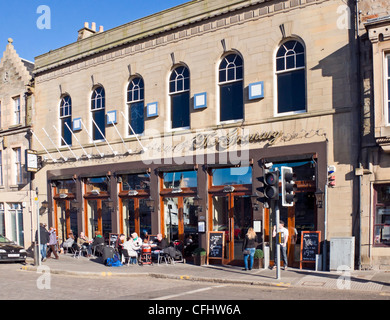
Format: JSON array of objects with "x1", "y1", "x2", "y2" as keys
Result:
[
  {"x1": 275, "y1": 200, "x2": 281, "y2": 280},
  {"x1": 35, "y1": 188, "x2": 41, "y2": 267}
]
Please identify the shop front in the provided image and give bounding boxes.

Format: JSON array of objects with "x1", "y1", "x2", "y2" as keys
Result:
[{"x1": 46, "y1": 141, "x2": 327, "y2": 267}]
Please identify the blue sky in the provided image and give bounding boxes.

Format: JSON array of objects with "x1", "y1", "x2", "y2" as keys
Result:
[{"x1": 0, "y1": 0, "x2": 189, "y2": 62}]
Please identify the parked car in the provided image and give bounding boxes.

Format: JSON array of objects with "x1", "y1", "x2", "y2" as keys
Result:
[{"x1": 0, "y1": 235, "x2": 27, "y2": 263}]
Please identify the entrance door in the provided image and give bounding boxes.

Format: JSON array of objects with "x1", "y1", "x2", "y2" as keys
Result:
[
  {"x1": 55, "y1": 200, "x2": 77, "y2": 242},
  {"x1": 211, "y1": 193, "x2": 252, "y2": 264},
  {"x1": 162, "y1": 196, "x2": 198, "y2": 245},
  {"x1": 86, "y1": 199, "x2": 112, "y2": 239},
  {"x1": 120, "y1": 197, "x2": 152, "y2": 238}
]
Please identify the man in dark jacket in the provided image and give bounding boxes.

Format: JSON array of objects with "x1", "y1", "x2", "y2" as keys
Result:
[{"x1": 35, "y1": 223, "x2": 50, "y2": 262}]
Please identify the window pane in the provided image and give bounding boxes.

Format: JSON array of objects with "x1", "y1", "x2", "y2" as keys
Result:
[
  {"x1": 122, "y1": 174, "x2": 150, "y2": 191},
  {"x1": 220, "y1": 81, "x2": 243, "y2": 122},
  {"x1": 163, "y1": 171, "x2": 197, "y2": 188},
  {"x1": 61, "y1": 117, "x2": 72, "y2": 146},
  {"x1": 277, "y1": 69, "x2": 306, "y2": 113},
  {"x1": 212, "y1": 167, "x2": 252, "y2": 186},
  {"x1": 286, "y1": 54, "x2": 295, "y2": 69},
  {"x1": 276, "y1": 57, "x2": 285, "y2": 71},
  {"x1": 92, "y1": 109, "x2": 105, "y2": 140},
  {"x1": 377, "y1": 185, "x2": 390, "y2": 203},
  {"x1": 171, "y1": 91, "x2": 190, "y2": 129},
  {"x1": 130, "y1": 101, "x2": 144, "y2": 135},
  {"x1": 296, "y1": 53, "x2": 305, "y2": 68}
]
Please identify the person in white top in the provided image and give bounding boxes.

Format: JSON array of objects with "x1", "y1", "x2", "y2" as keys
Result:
[{"x1": 272, "y1": 220, "x2": 289, "y2": 270}]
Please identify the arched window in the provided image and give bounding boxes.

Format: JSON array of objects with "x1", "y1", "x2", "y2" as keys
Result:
[
  {"x1": 127, "y1": 77, "x2": 145, "y2": 135},
  {"x1": 169, "y1": 66, "x2": 190, "y2": 129},
  {"x1": 276, "y1": 40, "x2": 306, "y2": 114},
  {"x1": 60, "y1": 95, "x2": 72, "y2": 146},
  {"x1": 219, "y1": 53, "x2": 244, "y2": 122},
  {"x1": 91, "y1": 86, "x2": 106, "y2": 141}
]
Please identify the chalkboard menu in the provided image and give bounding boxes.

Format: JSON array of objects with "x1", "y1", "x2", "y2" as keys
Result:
[
  {"x1": 300, "y1": 231, "x2": 321, "y2": 269},
  {"x1": 207, "y1": 231, "x2": 225, "y2": 262},
  {"x1": 109, "y1": 233, "x2": 119, "y2": 247}
]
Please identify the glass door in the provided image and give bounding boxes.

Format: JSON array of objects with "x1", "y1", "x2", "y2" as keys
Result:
[
  {"x1": 211, "y1": 194, "x2": 253, "y2": 263},
  {"x1": 121, "y1": 198, "x2": 152, "y2": 238},
  {"x1": 86, "y1": 199, "x2": 112, "y2": 240},
  {"x1": 162, "y1": 196, "x2": 198, "y2": 249},
  {"x1": 56, "y1": 200, "x2": 78, "y2": 242}
]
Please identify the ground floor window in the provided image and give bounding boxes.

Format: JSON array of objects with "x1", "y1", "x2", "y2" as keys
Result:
[
  {"x1": 374, "y1": 184, "x2": 390, "y2": 246},
  {"x1": 8, "y1": 203, "x2": 24, "y2": 246},
  {"x1": 0, "y1": 203, "x2": 4, "y2": 235}
]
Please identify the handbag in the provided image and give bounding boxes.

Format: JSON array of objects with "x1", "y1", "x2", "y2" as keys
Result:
[{"x1": 243, "y1": 249, "x2": 250, "y2": 255}]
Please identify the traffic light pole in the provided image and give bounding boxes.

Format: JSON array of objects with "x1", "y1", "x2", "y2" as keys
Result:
[{"x1": 274, "y1": 200, "x2": 281, "y2": 280}]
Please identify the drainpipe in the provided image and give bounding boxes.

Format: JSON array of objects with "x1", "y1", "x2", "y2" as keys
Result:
[{"x1": 355, "y1": 0, "x2": 363, "y2": 270}]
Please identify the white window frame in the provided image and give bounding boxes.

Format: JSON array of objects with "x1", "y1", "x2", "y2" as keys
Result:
[
  {"x1": 217, "y1": 53, "x2": 244, "y2": 125},
  {"x1": 59, "y1": 95, "x2": 72, "y2": 146},
  {"x1": 385, "y1": 53, "x2": 390, "y2": 126},
  {"x1": 274, "y1": 40, "x2": 307, "y2": 117},
  {"x1": 168, "y1": 65, "x2": 191, "y2": 132},
  {"x1": 90, "y1": 86, "x2": 106, "y2": 142},
  {"x1": 13, "y1": 147, "x2": 22, "y2": 185},
  {"x1": 0, "y1": 150, "x2": 3, "y2": 186},
  {"x1": 13, "y1": 96, "x2": 21, "y2": 125},
  {"x1": 126, "y1": 77, "x2": 145, "y2": 137}
]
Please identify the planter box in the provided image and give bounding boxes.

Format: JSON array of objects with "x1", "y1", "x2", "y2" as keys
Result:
[
  {"x1": 193, "y1": 254, "x2": 206, "y2": 266},
  {"x1": 253, "y1": 258, "x2": 264, "y2": 269}
]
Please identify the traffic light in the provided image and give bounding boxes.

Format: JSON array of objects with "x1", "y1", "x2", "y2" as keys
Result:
[
  {"x1": 281, "y1": 166, "x2": 297, "y2": 207},
  {"x1": 263, "y1": 170, "x2": 279, "y2": 201},
  {"x1": 328, "y1": 165, "x2": 336, "y2": 187}
]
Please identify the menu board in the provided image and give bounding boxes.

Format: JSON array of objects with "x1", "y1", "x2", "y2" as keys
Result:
[
  {"x1": 300, "y1": 231, "x2": 321, "y2": 269},
  {"x1": 207, "y1": 231, "x2": 224, "y2": 262}
]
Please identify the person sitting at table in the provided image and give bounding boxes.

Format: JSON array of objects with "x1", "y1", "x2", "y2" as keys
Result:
[
  {"x1": 123, "y1": 236, "x2": 139, "y2": 264},
  {"x1": 153, "y1": 233, "x2": 168, "y2": 251},
  {"x1": 115, "y1": 234, "x2": 126, "y2": 260},
  {"x1": 131, "y1": 232, "x2": 142, "y2": 250},
  {"x1": 91, "y1": 232, "x2": 105, "y2": 256},
  {"x1": 77, "y1": 232, "x2": 92, "y2": 257}
]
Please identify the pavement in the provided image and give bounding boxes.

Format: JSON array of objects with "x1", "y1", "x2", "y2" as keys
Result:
[{"x1": 21, "y1": 254, "x2": 390, "y2": 295}]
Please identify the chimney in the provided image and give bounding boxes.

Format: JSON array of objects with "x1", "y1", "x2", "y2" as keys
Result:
[{"x1": 77, "y1": 22, "x2": 104, "y2": 41}]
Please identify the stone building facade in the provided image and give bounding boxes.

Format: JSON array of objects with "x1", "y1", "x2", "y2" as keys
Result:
[
  {"x1": 31, "y1": 0, "x2": 365, "y2": 268},
  {"x1": 357, "y1": 0, "x2": 390, "y2": 269},
  {"x1": 0, "y1": 39, "x2": 35, "y2": 248}
]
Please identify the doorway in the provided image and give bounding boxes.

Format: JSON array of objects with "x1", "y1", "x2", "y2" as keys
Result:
[
  {"x1": 210, "y1": 193, "x2": 252, "y2": 264},
  {"x1": 55, "y1": 200, "x2": 78, "y2": 242}
]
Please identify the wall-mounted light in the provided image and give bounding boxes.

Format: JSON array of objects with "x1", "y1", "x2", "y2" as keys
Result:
[
  {"x1": 145, "y1": 196, "x2": 155, "y2": 212},
  {"x1": 250, "y1": 192, "x2": 259, "y2": 211},
  {"x1": 223, "y1": 185, "x2": 235, "y2": 193},
  {"x1": 315, "y1": 189, "x2": 324, "y2": 208},
  {"x1": 193, "y1": 195, "x2": 203, "y2": 213},
  {"x1": 172, "y1": 187, "x2": 183, "y2": 194},
  {"x1": 128, "y1": 190, "x2": 138, "y2": 196}
]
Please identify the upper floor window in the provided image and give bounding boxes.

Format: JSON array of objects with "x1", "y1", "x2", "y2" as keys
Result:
[
  {"x1": 386, "y1": 54, "x2": 390, "y2": 124},
  {"x1": 127, "y1": 77, "x2": 145, "y2": 135},
  {"x1": 13, "y1": 147, "x2": 22, "y2": 185},
  {"x1": 169, "y1": 66, "x2": 190, "y2": 129},
  {"x1": 13, "y1": 96, "x2": 20, "y2": 125},
  {"x1": 91, "y1": 86, "x2": 106, "y2": 141},
  {"x1": 276, "y1": 40, "x2": 306, "y2": 114},
  {"x1": 0, "y1": 151, "x2": 3, "y2": 186},
  {"x1": 219, "y1": 53, "x2": 244, "y2": 122},
  {"x1": 60, "y1": 95, "x2": 72, "y2": 146}
]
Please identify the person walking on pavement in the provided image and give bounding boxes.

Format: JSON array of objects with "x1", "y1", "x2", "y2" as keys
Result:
[
  {"x1": 35, "y1": 223, "x2": 50, "y2": 262},
  {"x1": 242, "y1": 227, "x2": 258, "y2": 271},
  {"x1": 47, "y1": 227, "x2": 59, "y2": 259},
  {"x1": 272, "y1": 221, "x2": 289, "y2": 270}
]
